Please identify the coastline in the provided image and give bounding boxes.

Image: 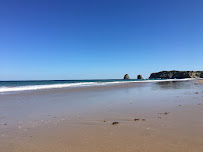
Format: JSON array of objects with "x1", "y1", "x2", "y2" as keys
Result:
[
  {"x1": 0, "y1": 78, "x2": 197, "y2": 93},
  {"x1": 0, "y1": 79, "x2": 203, "y2": 151}
]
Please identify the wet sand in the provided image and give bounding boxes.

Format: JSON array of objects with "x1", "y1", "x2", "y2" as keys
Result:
[
  {"x1": 198, "y1": 79, "x2": 203, "y2": 84},
  {"x1": 0, "y1": 80, "x2": 203, "y2": 152}
]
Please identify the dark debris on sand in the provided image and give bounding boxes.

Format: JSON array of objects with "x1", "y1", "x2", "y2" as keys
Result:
[
  {"x1": 158, "y1": 112, "x2": 170, "y2": 115},
  {"x1": 112, "y1": 122, "x2": 119, "y2": 125},
  {"x1": 134, "y1": 118, "x2": 146, "y2": 121}
]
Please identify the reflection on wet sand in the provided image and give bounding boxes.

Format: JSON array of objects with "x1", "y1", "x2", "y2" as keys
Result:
[{"x1": 152, "y1": 80, "x2": 195, "y2": 90}]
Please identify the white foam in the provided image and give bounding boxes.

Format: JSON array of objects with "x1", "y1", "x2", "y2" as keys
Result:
[{"x1": 0, "y1": 78, "x2": 195, "y2": 93}]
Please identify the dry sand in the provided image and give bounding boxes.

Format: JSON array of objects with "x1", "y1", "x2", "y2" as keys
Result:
[{"x1": 0, "y1": 80, "x2": 203, "y2": 152}]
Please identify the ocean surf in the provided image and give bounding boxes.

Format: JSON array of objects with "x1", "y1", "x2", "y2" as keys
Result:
[{"x1": 0, "y1": 79, "x2": 195, "y2": 93}]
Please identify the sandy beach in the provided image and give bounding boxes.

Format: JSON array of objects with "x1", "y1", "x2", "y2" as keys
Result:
[
  {"x1": 0, "y1": 80, "x2": 203, "y2": 152},
  {"x1": 1, "y1": 0, "x2": 203, "y2": 151}
]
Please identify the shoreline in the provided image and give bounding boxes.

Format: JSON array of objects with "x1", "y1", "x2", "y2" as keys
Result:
[{"x1": 0, "y1": 78, "x2": 198, "y2": 93}]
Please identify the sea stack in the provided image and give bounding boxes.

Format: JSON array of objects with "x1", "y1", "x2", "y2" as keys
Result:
[
  {"x1": 137, "y1": 75, "x2": 143, "y2": 79},
  {"x1": 124, "y1": 74, "x2": 130, "y2": 79}
]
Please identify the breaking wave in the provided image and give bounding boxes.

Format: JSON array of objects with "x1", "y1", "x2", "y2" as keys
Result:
[{"x1": 0, "y1": 78, "x2": 194, "y2": 93}]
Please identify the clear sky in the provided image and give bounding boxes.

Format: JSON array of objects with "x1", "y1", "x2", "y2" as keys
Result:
[{"x1": 1, "y1": 0, "x2": 203, "y2": 80}]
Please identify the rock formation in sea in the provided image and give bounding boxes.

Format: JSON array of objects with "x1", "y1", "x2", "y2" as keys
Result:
[
  {"x1": 124, "y1": 74, "x2": 130, "y2": 79},
  {"x1": 137, "y1": 75, "x2": 143, "y2": 79},
  {"x1": 149, "y1": 71, "x2": 203, "y2": 79}
]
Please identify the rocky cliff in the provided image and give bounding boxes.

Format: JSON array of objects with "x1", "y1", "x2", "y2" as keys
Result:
[
  {"x1": 149, "y1": 71, "x2": 203, "y2": 79},
  {"x1": 124, "y1": 74, "x2": 130, "y2": 79}
]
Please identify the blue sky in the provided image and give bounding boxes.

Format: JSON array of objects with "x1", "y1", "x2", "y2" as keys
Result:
[{"x1": 0, "y1": 0, "x2": 203, "y2": 80}]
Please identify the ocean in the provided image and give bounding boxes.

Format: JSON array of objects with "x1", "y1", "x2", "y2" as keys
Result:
[{"x1": 0, "y1": 79, "x2": 193, "y2": 93}]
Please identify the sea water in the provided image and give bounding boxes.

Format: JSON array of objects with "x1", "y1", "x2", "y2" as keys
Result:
[{"x1": 0, "y1": 79, "x2": 194, "y2": 93}]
